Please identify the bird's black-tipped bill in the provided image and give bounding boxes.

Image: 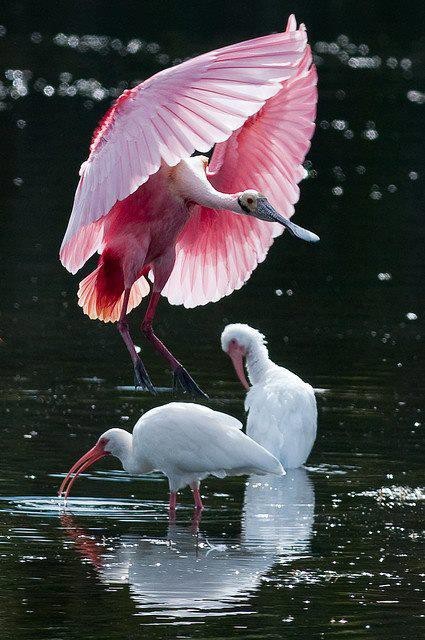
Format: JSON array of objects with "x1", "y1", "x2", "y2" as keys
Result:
[{"x1": 256, "y1": 199, "x2": 320, "y2": 244}]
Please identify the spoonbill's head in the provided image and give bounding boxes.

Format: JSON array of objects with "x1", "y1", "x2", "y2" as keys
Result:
[
  {"x1": 237, "y1": 190, "x2": 319, "y2": 244},
  {"x1": 221, "y1": 323, "x2": 267, "y2": 390},
  {"x1": 58, "y1": 428, "x2": 132, "y2": 499}
]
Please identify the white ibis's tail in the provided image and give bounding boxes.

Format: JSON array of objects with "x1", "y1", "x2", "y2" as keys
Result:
[
  {"x1": 251, "y1": 448, "x2": 285, "y2": 476},
  {"x1": 77, "y1": 251, "x2": 149, "y2": 322}
]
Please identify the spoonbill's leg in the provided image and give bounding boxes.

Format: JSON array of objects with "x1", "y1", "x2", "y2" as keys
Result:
[
  {"x1": 190, "y1": 482, "x2": 204, "y2": 511},
  {"x1": 117, "y1": 289, "x2": 156, "y2": 393},
  {"x1": 140, "y1": 257, "x2": 208, "y2": 398},
  {"x1": 141, "y1": 292, "x2": 207, "y2": 398}
]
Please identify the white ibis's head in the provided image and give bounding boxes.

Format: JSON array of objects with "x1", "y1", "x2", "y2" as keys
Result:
[
  {"x1": 100, "y1": 428, "x2": 133, "y2": 458},
  {"x1": 221, "y1": 323, "x2": 267, "y2": 390},
  {"x1": 58, "y1": 428, "x2": 132, "y2": 499},
  {"x1": 237, "y1": 190, "x2": 319, "y2": 244}
]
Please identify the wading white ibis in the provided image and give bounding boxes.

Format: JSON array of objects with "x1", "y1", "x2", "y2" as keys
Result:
[{"x1": 58, "y1": 402, "x2": 284, "y2": 510}]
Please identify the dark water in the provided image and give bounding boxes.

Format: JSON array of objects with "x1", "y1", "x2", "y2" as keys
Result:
[{"x1": 1, "y1": 1, "x2": 424, "y2": 638}]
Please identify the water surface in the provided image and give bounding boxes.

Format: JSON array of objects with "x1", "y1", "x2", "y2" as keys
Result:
[{"x1": 0, "y1": 2, "x2": 424, "y2": 639}]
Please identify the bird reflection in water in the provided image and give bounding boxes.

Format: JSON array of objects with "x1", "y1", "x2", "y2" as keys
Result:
[{"x1": 60, "y1": 469, "x2": 314, "y2": 616}]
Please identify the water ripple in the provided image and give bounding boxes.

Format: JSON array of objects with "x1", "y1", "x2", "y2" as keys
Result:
[{"x1": 0, "y1": 496, "x2": 172, "y2": 520}]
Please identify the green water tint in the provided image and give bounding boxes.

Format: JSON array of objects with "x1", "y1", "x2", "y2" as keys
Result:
[{"x1": 0, "y1": 1, "x2": 424, "y2": 638}]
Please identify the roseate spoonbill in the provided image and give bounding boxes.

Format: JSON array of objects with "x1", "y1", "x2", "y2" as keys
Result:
[
  {"x1": 60, "y1": 15, "x2": 318, "y2": 396},
  {"x1": 58, "y1": 402, "x2": 284, "y2": 511},
  {"x1": 60, "y1": 469, "x2": 313, "y2": 616},
  {"x1": 221, "y1": 324, "x2": 317, "y2": 468}
]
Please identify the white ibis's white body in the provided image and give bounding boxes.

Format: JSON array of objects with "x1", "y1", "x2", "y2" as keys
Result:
[
  {"x1": 221, "y1": 324, "x2": 317, "y2": 469},
  {"x1": 126, "y1": 402, "x2": 284, "y2": 491}
]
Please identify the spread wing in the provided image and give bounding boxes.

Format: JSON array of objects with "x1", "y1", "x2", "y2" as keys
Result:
[
  {"x1": 161, "y1": 40, "x2": 317, "y2": 308},
  {"x1": 60, "y1": 18, "x2": 307, "y2": 274}
]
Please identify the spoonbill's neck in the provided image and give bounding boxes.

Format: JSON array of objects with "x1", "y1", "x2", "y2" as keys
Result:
[
  {"x1": 173, "y1": 157, "x2": 241, "y2": 212},
  {"x1": 245, "y1": 341, "x2": 274, "y2": 385}
]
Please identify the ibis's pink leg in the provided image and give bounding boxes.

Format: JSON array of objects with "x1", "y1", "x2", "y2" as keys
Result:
[
  {"x1": 191, "y1": 508, "x2": 203, "y2": 534},
  {"x1": 117, "y1": 289, "x2": 155, "y2": 393},
  {"x1": 169, "y1": 491, "x2": 177, "y2": 511},
  {"x1": 140, "y1": 257, "x2": 207, "y2": 397},
  {"x1": 190, "y1": 482, "x2": 204, "y2": 511}
]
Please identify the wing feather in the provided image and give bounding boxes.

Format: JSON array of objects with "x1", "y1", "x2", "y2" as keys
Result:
[
  {"x1": 137, "y1": 403, "x2": 282, "y2": 478},
  {"x1": 161, "y1": 41, "x2": 317, "y2": 307},
  {"x1": 60, "y1": 22, "x2": 307, "y2": 273}
]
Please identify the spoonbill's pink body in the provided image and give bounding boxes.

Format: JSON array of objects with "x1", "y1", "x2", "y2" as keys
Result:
[
  {"x1": 58, "y1": 402, "x2": 284, "y2": 511},
  {"x1": 60, "y1": 16, "x2": 318, "y2": 395},
  {"x1": 221, "y1": 324, "x2": 317, "y2": 468}
]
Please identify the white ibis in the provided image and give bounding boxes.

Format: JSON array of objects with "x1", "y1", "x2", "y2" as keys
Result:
[
  {"x1": 221, "y1": 324, "x2": 317, "y2": 468},
  {"x1": 58, "y1": 402, "x2": 284, "y2": 510}
]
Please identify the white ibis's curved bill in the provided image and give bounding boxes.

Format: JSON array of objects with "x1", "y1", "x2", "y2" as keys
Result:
[
  {"x1": 228, "y1": 343, "x2": 250, "y2": 390},
  {"x1": 58, "y1": 440, "x2": 110, "y2": 499}
]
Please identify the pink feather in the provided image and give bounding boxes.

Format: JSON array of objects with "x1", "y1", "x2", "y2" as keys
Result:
[
  {"x1": 162, "y1": 46, "x2": 317, "y2": 308},
  {"x1": 60, "y1": 16, "x2": 317, "y2": 317},
  {"x1": 60, "y1": 19, "x2": 308, "y2": 275}
]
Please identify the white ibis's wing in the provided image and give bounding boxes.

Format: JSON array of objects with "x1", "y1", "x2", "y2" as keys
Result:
[
  {"x1": 60, "y1": 18, "x2": 307, "y2": 273},
  {"x1": 161, "y1": 39, "x2": 317, "y2": 308},
  {"x1": 137, "y1": 403, "x2": 283, "y2": 477}
]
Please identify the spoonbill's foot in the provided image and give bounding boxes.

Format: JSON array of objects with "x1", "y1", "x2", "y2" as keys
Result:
[
  {"x1": 172, "y1": 365, "x2": 208, "y2": 398},
  {"x1": 134, "y1": 358, "x2": 156, "y2": 394}
]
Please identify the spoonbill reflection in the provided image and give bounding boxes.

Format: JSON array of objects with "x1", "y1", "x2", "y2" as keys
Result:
[
  {"x1": 222, "y1": 324, "x2": 317, "y2": 468},
  {"x1": 59, "y1": 15, "x2": 318, "y2": 396},
  {"x1": 58, "y1": 402, "x2": 283, "y2": 511},
  {"x1": 61, "y1": 469, "x2": 314, "y2": 617}
]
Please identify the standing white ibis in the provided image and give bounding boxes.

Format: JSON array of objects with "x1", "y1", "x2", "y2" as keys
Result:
[
  {"x1": 58, "y1": 402, "x2": 284, "y2": 510},
  {"x1": 221, "y1": 324, "x2": 317, "y2": 468}
]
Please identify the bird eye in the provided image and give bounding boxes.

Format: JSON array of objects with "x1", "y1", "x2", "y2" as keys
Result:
[{"x1": 247, "y1": 197, "x2": 253, "y2": 205}]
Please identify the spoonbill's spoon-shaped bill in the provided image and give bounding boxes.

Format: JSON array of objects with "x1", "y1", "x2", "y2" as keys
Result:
[
  {"x1": 221, "y1": 324, "x2": 317, "y2": 468},
  {"x1": 58, "y1": 402, "x2": 285, "y2": 509},
  {"x1": 59, "y1": 15, "x2": 319, "y2": 396},
  {"x1": 240, "y1": 194, "x2": 319, "y2": 243},
  {"x1": 238, "y1": 189, "x2": 320, "y2": 242}
]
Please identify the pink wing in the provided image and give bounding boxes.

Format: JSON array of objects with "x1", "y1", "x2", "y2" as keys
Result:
[
  {"x1": 161, "y1": 37, "x2": 318, "y2": 308},
  {"x1": 60, "y1": 19, "x2": 307, "y2": 274}
]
